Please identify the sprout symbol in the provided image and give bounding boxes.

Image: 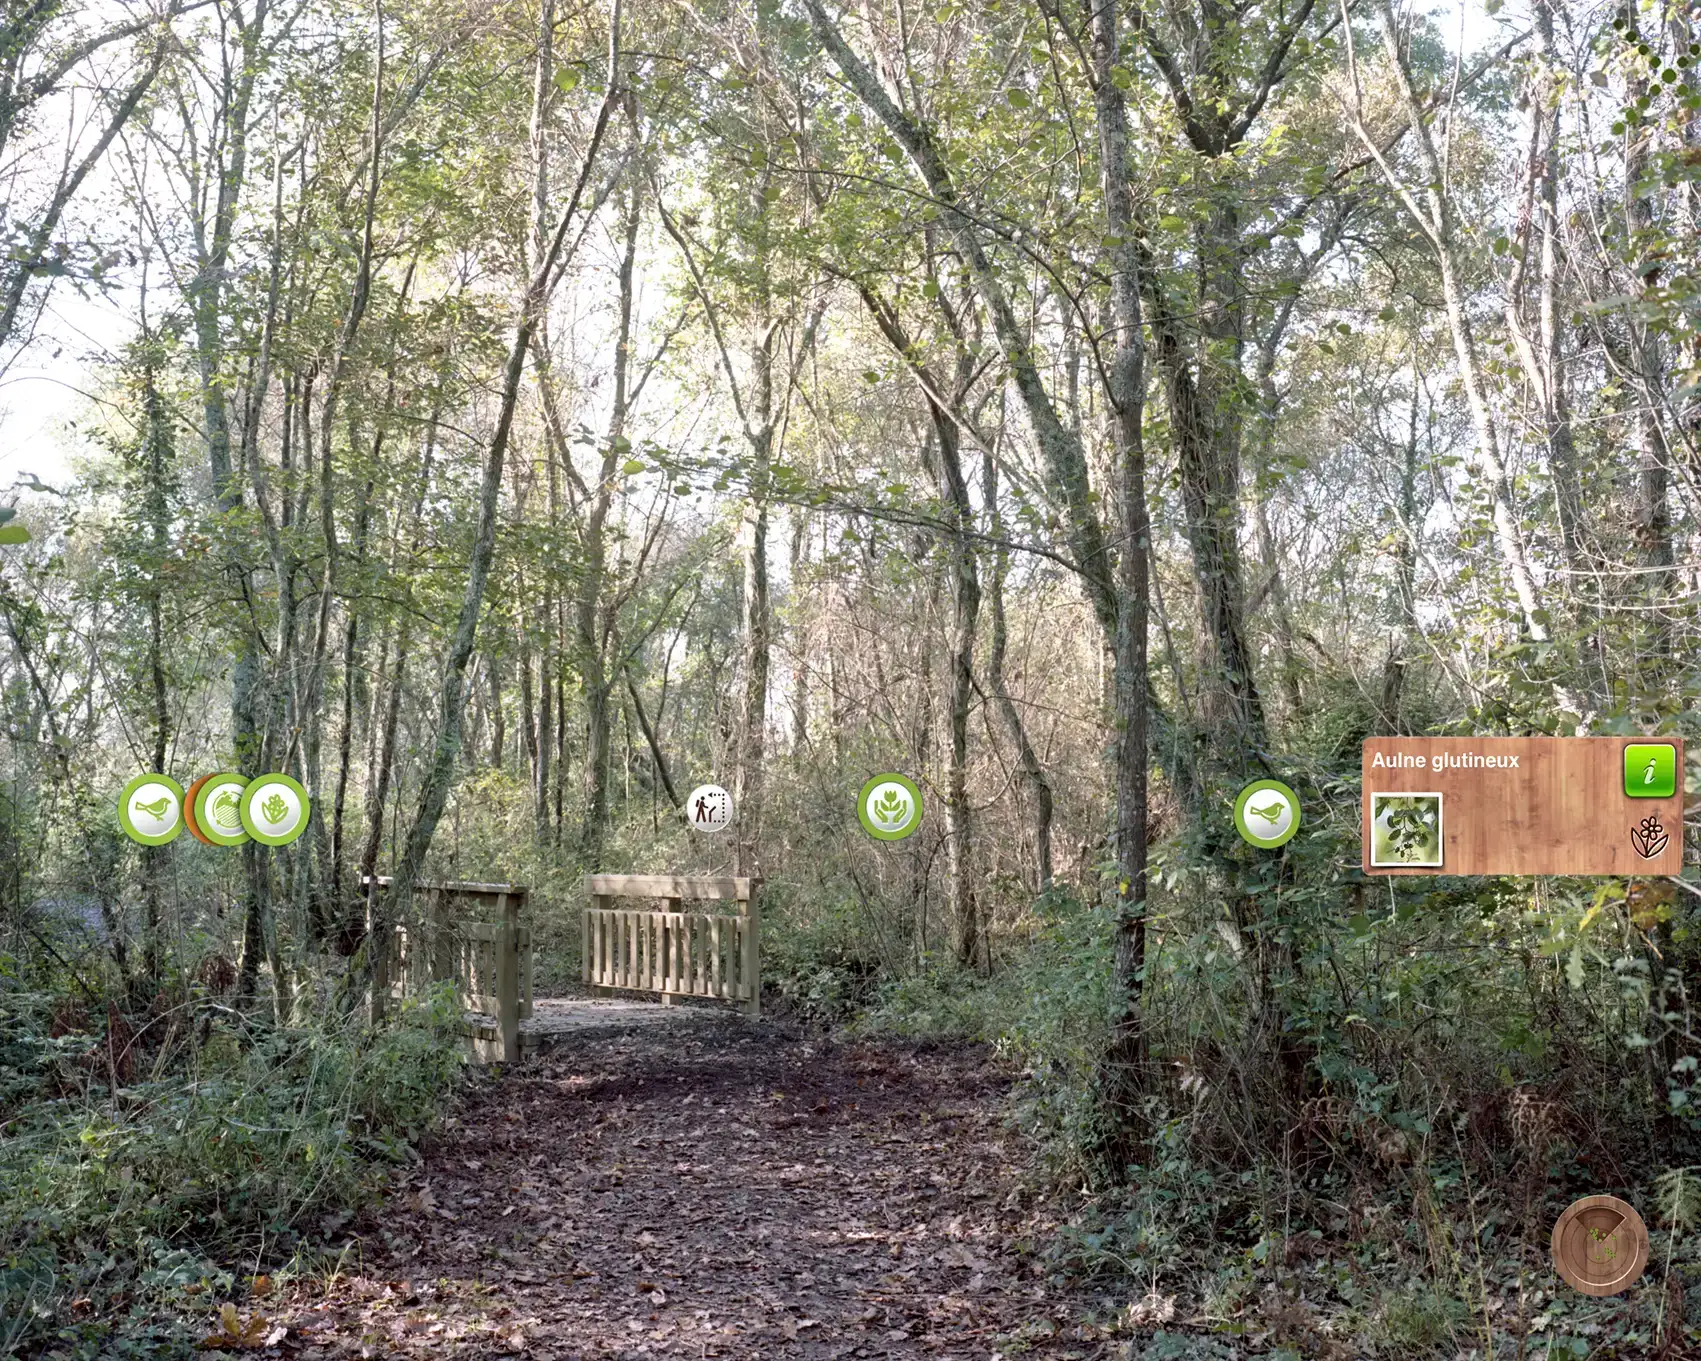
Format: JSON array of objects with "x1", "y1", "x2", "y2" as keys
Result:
[
  {"x1": 872, "y1": 787, "x2": 910, "y2": 830},
  {"x1": 260, "y1": 790, "x2": 291, "y2": 826}
]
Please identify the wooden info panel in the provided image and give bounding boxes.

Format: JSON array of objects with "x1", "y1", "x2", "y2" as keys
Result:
[{"x1": 1361, "y1": 737, "x2": 1684, "y2": 876}]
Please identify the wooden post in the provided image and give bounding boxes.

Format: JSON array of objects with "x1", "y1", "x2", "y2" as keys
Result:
[
  {"x1": 519, "y1": 923, "x2": 533, "y2": 1019},
  {"x1": 742, "y1": 881, "x2": 761, "y2": 1019},
  {"x1": 431, "y1": 887, "x2": 452, "y2": 993},
  {"x1": 662, "y1": 895, "x2": 680, "y2": 1005},
  {"x1": 495, "y1": 891, "x2": 519, "y2": 1064}
]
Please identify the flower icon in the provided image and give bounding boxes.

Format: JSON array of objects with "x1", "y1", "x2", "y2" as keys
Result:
[
  {"x1": 1631, "y1": 814, "x2": 1669, "y2": 860},
  {"x1": 260, "y1": 791, "x2": 290, "y2": 826}
]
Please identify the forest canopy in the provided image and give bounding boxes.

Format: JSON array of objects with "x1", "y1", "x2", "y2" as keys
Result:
[{"x1": 1, "y1": 0, "x2": 1699, "y2": 1353}]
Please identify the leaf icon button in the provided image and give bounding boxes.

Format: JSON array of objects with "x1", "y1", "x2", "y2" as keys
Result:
[{"x1": 239, "y1": 774, "x2": 311, "y2": 847}]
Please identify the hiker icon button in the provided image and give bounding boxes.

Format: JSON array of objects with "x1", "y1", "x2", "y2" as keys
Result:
[
  {"x1": 686, "y1": 784, "x2": 733, "y2": 833},
  {"x1": 118, "y1": 773, "x2": 185, "y2": 845},
  {"x1": 193, "y1": 772, "x2": 251, "y2": 847},
  {"x1": 1233, "y1": 779, "x2": 1300, "y2": 850},
  {"x1": 1552, "y1": 1195, "x2": 1648, "y2": 1296},
  {"x1": 239, "y1": 773, "x2": 311, "y2": 847}
]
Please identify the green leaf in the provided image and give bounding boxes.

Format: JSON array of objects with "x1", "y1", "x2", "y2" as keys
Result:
[
  {"x1": 621, "y1": 459, "x2": 646, "y2": 476},
  {"x1": 0, "y1": 524, "x2": 29, "y2": 544},
  {"x1": 0, "y1": 506, "x2": 14, "y2": 523},
  {"x1": 1006, "y1": 87, "x2": 1030, "y2": 108},
  {"x1": 762, "y1": 184, "x2": 782, "y2": 202},
  {"x1": 1158, "y1": 214, "x2": 1186, "y2": 231},
  {"x1": 553, "y1": 68, "x2": 580, "y2": 93}
]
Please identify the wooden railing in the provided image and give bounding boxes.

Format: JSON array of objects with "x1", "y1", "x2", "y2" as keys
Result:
[
  {"x1": 367, "y1": 878, "x2": 532, "y2": 1062},
  {"x1": 582, "y1": 874, "x2": 760, "y2": 1017}
]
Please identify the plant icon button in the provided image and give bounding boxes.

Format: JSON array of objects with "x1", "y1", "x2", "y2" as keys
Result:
[
  {"x1": 118, "y1": 773, "x2": 185, "y2": 845},
  {"x1": 858, "y1": 773, "x2": 923, "y2": 841},
  {"x1": 1233, "y1": 779, "x2": 1300, "y2": 849},
  {"x1": 1624, "y1": 743, "x2": 1676, "y2": 798},
  {"x1": 239, "y1": 773, "x2": 311, "y2": 847}
]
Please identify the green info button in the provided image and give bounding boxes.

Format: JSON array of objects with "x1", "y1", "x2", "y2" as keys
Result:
[{"x1": 1624, "y1": 744, "x2": 1677, "y2": 799}]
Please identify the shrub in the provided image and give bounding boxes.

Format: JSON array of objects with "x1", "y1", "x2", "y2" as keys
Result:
[{"x1": 0, "y1": 989, "x2": 464, "y2": 1357}]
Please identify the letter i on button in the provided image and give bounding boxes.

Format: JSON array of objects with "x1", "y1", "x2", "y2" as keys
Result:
[{"x1": 1625, "y1": 744, "x2": 1677, "y2": 799}]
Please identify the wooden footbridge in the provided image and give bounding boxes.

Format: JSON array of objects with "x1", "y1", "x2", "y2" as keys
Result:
[{"x1": 370, "y1": 874, "x2": 761, "y2": 1063}]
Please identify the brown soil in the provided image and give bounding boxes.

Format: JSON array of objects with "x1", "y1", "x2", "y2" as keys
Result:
[{"x1": 267, "y1": 1015, "x2": 1121, "y2": 1360}]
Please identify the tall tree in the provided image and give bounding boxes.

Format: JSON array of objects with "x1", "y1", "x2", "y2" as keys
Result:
[{"x1": 369, "y1": 0, "x2": 622, "y2": 995}]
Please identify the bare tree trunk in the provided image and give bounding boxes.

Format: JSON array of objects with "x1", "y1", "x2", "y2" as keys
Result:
[
  {"x1": 1381, "y1": 365, "x2": 1422, "y2": 726},
  {"x1": 327, "y1": 267, "x2": 413, "y2": 941},
  {"x1": 804, "y1": 0, "x2": 1118, "y2": 637},
  {"x1": 858, "y1": 285, "x2": 981, "y2": 967},
  {"x1": 536, "y1": 635, "x2": 553, "y2": 839},
  {"x1": 626, "y1": 667, "x2": 682, "y2": 809},
  {"x1": 371, "y1": 2, "x2": 620, "y2": 979},
  {"x1": 1622, "y1": 3, "x2": 1674, "y2": 650},
  {"x1": 342, "y1": 411, "x2": 439, "y2": 957},
  {"x1": 981, "y1": 451, "x2": 1054, "y2": 892},
  {"x1": 578, "y1": 181, "x2": 642, "y2": 860},
  {"x1": 734, "y1": 333, "x2": 774, "y2": 879},
  {"x1": 180, "y1": 0, "x2": 273, "y2": 1007},
  {"x1": 0, "y1": 46, "x2": 165, "y2": 354},
  {"x1": 520, "y1": 627, "x2": 538, "y2": 781},
  {"x1": 139, "y1": 338, "x2": 172, "y2": 995},
  {"x1": 1347, "y1": 0, "x2": 1556, "y2": 656},
  {"x1": 1092, "y1": 0, "x2": 1153, "y2": 1161},
  {"x1": 486, "y1": 652, "x2": 506, "y2": 768},
  {"x1": 356, "y1": 623, "x2": 408, "y2": 970},
  {"x1": 789, "y1": 512, "x2": 810, "y2": 751}
]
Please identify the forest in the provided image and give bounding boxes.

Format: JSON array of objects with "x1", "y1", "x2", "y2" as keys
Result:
[{"x1": 1, "y1": 0, "x2": 1699, "y2": 1354}]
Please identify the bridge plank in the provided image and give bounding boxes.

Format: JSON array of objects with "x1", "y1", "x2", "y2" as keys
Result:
[{"x1": 587, "y1": 874, "x2": 756, "y2": 901}]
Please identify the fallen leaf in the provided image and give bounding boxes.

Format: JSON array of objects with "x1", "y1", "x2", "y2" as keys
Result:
[{"x1": 199, "y1": 1302, "x2": 272, "y2": 1350}]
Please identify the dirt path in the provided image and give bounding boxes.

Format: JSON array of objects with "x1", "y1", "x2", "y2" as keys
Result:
[{"x1": 273, "y1": 1015, "x2": 1120, "y2": 1360}]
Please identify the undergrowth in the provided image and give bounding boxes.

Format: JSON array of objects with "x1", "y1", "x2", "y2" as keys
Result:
[
  {"x1": 846, "y1": 880, "x2": 1701, "y2": 1358},
  {"x1": 0, "y1": 983, "x2": 464, "y2": 1358}
]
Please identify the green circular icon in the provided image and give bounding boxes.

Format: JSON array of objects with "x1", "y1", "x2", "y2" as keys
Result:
[
  {"x1": 239, "y1": 773, "x2": 311, "y2": 847},
  {"x1": 858, "y1": 773, "x2": 923, "y2": 841},
  {"x1": 118, "y1": 773, "x2": 185, "y2": 846},
  {"x1": 195, "y1": 773, "x2": 251, "y2": 846},
  {"x1": 1234, "y1": 779, "x2": 1301, "y2": 849}
]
